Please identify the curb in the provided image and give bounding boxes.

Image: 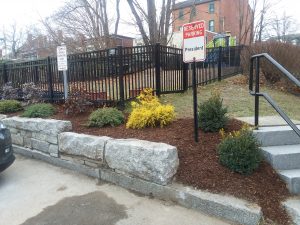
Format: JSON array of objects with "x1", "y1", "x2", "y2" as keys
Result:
[{"x1": 14, "y1": 145, "x2": 262, "y2": 225}]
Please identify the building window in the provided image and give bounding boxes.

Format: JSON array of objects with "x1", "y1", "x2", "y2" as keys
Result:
[
  {"x1": 209, "y1": 20, "x2": 215, "y2": 32},
  {"x1": 191, "y1": 7, "x2": 196, "y2": 18},
  {"x1": 179, "y1": 9, "x2": 184, "y2": 20},
  {"x1": 209, "y1": 2, "x2": 215, "y2": 13}
]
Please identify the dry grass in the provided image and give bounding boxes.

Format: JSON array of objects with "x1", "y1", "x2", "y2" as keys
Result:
[{"x1": 160, "y1": 75, "x2": 300, "y2": 120}]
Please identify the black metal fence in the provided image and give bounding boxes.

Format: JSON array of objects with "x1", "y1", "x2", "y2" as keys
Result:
[{"x1": 0, "y1": 44, "x2": 243, "y2": 105}]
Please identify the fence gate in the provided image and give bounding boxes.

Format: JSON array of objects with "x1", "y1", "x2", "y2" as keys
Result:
[{"x1": 158, "y1": 45, "x2": 185, "y2": 94}]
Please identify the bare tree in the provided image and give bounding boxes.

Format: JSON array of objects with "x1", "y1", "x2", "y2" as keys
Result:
[
  {"x1": 188, "y1": 0, "x2": 196, "y2": 23},
  {"x1": 237, "y1": 0, "x2": 281, "y2": 44},
  {"x1": 269, "y1": 13, "x2": 296, "y2": 43},
  {"x1": 253, "y1": 0, "x2": 282, "y2": 42},
  {"x1": 256, "y1": 0, "x2": 268, "y2": 41},
  {"x1": 115, "y1": 0, "x2": 121, "y2": 35},
  {"x1": 126, "y1": 0, "x2": 175, "y2": 45},
  {"x1": 1, "y1": 23, "x2": 24, "y2": 59},
  {"x1": 147, "y1": 0, "x2": 158, "y2": 44},
  {"x1": 126, "y1": 0, "x2": 149, "y2": 45},
  {"x1": 42, "y1": 0, "x2": 121, "y2": 51}
]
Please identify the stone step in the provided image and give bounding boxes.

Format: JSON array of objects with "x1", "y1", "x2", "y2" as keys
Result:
[
  {"x1": 261, "y1": 145, "x2": 300, "y2": 170},
  {"x1": 253, "y1": 125, "x2": 300, "y2": 147},
  {"x1": 283, "y1": 198, "x2": 300, "y2": 225},
  {"x1": 278, "y1": 169, "x2": 300, "y2": 195}
]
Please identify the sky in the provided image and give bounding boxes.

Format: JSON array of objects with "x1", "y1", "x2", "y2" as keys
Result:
[
  {"x1": 0, "y1": 0, "x2": 300, "y2": 38},
  {"x1": 0, "y1": 0, "x2": 66, "y2": 27}
]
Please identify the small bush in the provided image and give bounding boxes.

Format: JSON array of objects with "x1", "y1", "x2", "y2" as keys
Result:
[
  {"x1": 1, "y1": 82, "x2": 20, "y2": 100},
  {"x1": 217, "y1": 126, "x2": 262, "y2": 175},
  {"x1": 126, "y1": 88, "x2": 175, "y2": 129},
  {"x1": 22, "y1": 82, "x2": 44, "y2": 104},
  {"x1": 87, "y1": 107, "x2": 124, "y2": 127},
  {"x1": 198, "y1": 91, "x2": 228, "y2": 132},
  {"x1": 22, "y1": 103, "x2": 55, "y2": 118},
  {"x1": 0, "y1": 100, "x2": 23, "y2": 113},
  {"x1": 64, "y1": 85, "x2": 92, "y2": 115}
]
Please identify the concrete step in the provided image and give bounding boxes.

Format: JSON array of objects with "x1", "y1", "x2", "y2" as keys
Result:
[
  {"x1": 283, "y1": 198, "x2": 300, "y2": 225},
  {"x1": 261, "y1": 145, "x2": 300, "y2": 170},
  {"x1": 278, "y1": 169, "x2": 300, "y2": 195},
  {"x1": 253, "y1": 125, "x2": 300, "y2": 147},
  {"x1": 237, "y1": 116, "x2": 300, "y2": 127}
]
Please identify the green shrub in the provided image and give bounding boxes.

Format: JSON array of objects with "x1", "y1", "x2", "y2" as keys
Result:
[
  {"x1": 0, "y1": 100, "x2": 23, "y2": 113},
  {"x1": 22, "y1": 103, "x2": 55, "y2": 118},
  {"x1": 87, "y1": 107, "x2": 124, "y2": 127},
  {"x1": 218, "y1": 127, "x2": 262, "y2": 175},
  {"x1": 198, "y1": 91, "x2": 228, "y2": 132}
]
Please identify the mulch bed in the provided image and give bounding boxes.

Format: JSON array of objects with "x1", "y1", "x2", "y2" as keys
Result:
[{"x1": 50, "y1": 106, "x2": 292, "y2": 225}]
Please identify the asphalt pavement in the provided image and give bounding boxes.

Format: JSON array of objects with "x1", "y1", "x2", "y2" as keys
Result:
[{"x1": 0, "y1": 155, "x2": 231, "y2": 225}]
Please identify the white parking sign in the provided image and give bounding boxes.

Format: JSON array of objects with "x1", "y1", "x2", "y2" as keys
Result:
[
  {"x1": 57, "y1": 45, "x2": 68, "y2": 71},
  {"x1": 183, "y1": 21, "x2": 206, "y2": 63}
]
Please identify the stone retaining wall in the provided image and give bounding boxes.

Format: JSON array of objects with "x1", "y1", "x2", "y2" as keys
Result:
[
  {"x1": 2, "y1": 117, "x2": 72, "y2": 157},
  {"x1": 59, "y1": 132, "x2": 111, "y2": 165},
  {"x1": 2, "y1": 117, "x2": 179, "y2": 185},
  {"x1": 105, "y1": 139, "x2": 179, "y2": 185},
  {"x1": 59, "y1": 133, "x2": 179, "y2": 185}
]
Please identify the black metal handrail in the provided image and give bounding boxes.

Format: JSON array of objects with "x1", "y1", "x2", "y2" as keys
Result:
[{"x1": 249, "y1": 53, "x2": 300, "y2": 138}]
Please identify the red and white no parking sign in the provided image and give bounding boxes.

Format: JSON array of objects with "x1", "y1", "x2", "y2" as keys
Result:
[
  {"x1": 182, "y1": 21, "x2": 207, "y2": 142},
  {"x1": 183, "y1": 20, "x2": 206, "y2": 63}
]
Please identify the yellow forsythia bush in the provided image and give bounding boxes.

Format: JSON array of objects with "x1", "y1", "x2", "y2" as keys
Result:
[{"x1": 126, "y1": 88, "x2": 175, "y2": 129}]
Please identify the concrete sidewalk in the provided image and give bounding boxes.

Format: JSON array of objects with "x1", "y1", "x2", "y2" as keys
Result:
[{"x1": 0, "y1": 155, "x2": 231, "y2": 225}]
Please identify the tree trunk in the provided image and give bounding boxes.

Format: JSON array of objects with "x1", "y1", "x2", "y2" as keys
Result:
[
  {"x1": 127, "y1": 0, "x2": 149, "y2": 45},
  {"x1": 147, "y1": 0, "x2": 158, "y2": 44},
  {"x1": 115, "y1": 0, "x2": 121, "y2": 35}
]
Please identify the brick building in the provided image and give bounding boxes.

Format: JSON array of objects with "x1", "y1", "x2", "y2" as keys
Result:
[
  {"x1": 109, "y1": 34, "x2": 134, "y2": 48},
  {"x1": 18, "y1": 33, "x2": 134, "y2": 60},
  {"x1": 18, "y1": 34, "x2": 54, "y2": 60},
  {"x1": 171, "y1": 0, "x2": 253, "y2": 47}
]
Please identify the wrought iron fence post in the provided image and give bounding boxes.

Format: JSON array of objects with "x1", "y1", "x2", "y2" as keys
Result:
[
  {"x1": 255, "y1": 57, "x2": 260, "y2": 127},
  {"x1": 47, "y1": 57, "x2": 54, "y2": 103},
  {"x1": 155, "y1": 43, "x2": 161, "y2": 97},
  {"x1": 34, "y1": 66, "x2": 39, "y2": 83},
  {"x1": 183, "y1": 62, "x2": 188, "y2": 91},
  {"x1": 2, "y1": 63, "x2": 8, "y2": 84},
  {"x1": 80, "y1": 61, "x2": 84, "y2": 81},
  {"x1": 118, "y1": 45, "x2": 125, "y2": 109},
  {"x1": 218, "y1": 46, "x2": 222, "y2": 81}
]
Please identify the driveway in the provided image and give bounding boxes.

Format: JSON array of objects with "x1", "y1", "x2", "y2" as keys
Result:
[{"x1": 0, "y1": 155, "x2": 231, "y2": 225}]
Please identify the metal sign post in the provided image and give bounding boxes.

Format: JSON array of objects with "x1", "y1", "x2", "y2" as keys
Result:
[
  {"x1": 182, "y1": 21, "x2": 206, "y2": 142},
  {"x1": 192, "y1": 58, "x2": 199, "y2": 142},
  {"x1": 57, "y1": 44, "x2": 68, "y2": 100}
]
